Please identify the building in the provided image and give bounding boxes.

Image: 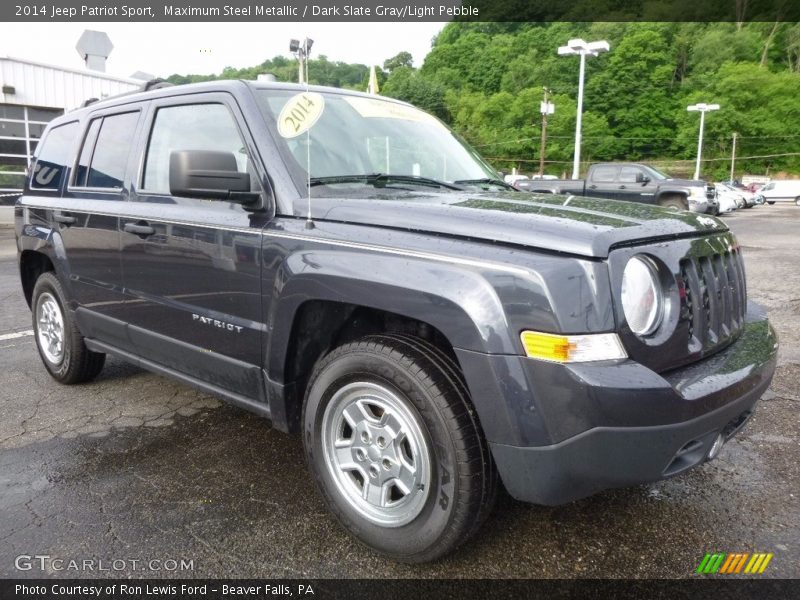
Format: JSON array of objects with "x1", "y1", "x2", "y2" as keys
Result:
[{"x1": 1, "y1": 56, "x2": 142, "y2": 207}]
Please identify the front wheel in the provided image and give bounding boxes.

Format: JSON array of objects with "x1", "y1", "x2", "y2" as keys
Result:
[
  {"x1": 658, "y1": 196, "x2": 688, "y2": 211},
  {"x1": 32, "y1": 272, "x2": 105, "y2": 384},
  {"x1": 795, "y1": 196, "x2": 800, "y2": 206},
  {"x1": 302, "y1": 334, "x2": 496, "y2": 562}
]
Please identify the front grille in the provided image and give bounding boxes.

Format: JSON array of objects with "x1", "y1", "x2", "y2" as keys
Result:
[{"x1": 680, "y1": 248, "x2": 747, "y2": 353}]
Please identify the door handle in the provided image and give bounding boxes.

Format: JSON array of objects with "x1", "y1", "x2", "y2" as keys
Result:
[
  {"x1": 619, "y1": 185, "x2": 627, "y2": 189},
  {"x1": 589, "y1": 185, "x2": 598, "y2": 189},
  {"x1": 53, "y1": 213, "x2": 76, "y2": 225},
  {"x1": 124, "y1": 221, "x2": 155, "y2": 237}
]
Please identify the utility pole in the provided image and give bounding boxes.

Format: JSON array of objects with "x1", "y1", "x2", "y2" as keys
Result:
[
  {"x1": 539, "y1": 88, "x2": 554, "y2": 177},
  {"x1": 730, "y1": 132, "x2": 738, "y2": 183}
]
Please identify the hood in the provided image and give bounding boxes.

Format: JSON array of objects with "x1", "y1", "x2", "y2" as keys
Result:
[
  {"x1": 663, "y1": 178, "x2": 708, "y2": 188},
  {"x1": 292, "y1": 191, "x2": 727, "y2": 258}
]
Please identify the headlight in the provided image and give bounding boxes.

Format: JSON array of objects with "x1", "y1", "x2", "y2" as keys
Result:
[
  {"x1": 688, "y1": 187, "x2": 707, "y2": 200},
  {"x1": 621, "y1": 256, "x2": 664, "y2": 336}
]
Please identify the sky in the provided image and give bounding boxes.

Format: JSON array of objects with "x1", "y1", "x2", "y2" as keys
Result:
[{"x1": 0, "y1": 22, "x2": 447, "y2": 80}]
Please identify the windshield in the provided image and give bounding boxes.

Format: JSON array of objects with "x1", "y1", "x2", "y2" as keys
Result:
[
  {"x1": 642, "y1": 165, "x2": 669, "y2": 180},
  {"x1": 255, "y1": 89, "x2": 498, "y2": 194}
]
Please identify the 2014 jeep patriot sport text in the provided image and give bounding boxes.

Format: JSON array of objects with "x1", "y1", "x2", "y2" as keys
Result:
[{"x1": 16, "y1": 81, "x2": 778, "y2": 562}]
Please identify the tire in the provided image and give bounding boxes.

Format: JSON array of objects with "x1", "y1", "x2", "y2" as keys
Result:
[
  {"x1": 32, "y1": 272, "x2": 105, "y2": 384},
  {"x1": 795, "y1": 197, "x2": 800, "y2": 207},
  {"x1": 767, "y1": 201, "x2": 775, "y2": 205},
  {"x1": 302, "y1": 334, "x2": 497, "y2": 562},
  {"x1": 658, "y1": 195, "x2": 688, "y2": 211}
]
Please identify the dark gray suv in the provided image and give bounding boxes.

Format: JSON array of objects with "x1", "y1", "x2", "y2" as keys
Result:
[{"x1": 16, "y1": 80, "x2": 777, "y2": 562}]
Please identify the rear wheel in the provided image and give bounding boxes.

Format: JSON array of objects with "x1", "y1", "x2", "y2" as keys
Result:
[
  {"x1": 768, "y1": 201, "x2": 775, "y2": 205},
  {"x1": 302, "y1": 334, "x2": 496, "y2": 562},
  {"x1": 32, "y1": 272, "x2": 105, "y2": 384},
  {"x1": 795, "y1": 196, "x2": 800, "y2": 206},
  {"x1": 658, "y1": 195, "x2": 688, "y2": 211}
]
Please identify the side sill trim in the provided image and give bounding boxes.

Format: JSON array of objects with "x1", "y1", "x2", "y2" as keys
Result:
[{"x1": 84, "y1": 338, "x2": 273, "y2": 422}]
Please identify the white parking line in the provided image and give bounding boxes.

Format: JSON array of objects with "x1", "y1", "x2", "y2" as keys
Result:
[{"x1": 0, "y1": 330, "x2": 33, "y2": 341}]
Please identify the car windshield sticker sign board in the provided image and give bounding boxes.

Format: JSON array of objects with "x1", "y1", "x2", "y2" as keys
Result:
[{"x1": 277, "y1": 92, "x2": 325, "y2": 138}]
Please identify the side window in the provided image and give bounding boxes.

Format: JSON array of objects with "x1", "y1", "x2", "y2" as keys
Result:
[
  {"x1": 619, "y1": 167, "x2": 641, "y2": 183},
  {"x1": 142, "y1": 103, "x2": 250, "y2": 194},
  {"x1": 30, "y1": 121, "x2": 79, "y2": 190},
  {"x1": 74, "y1": 112, "x2": 139, "y2": 189},
  {"x1": 73, "y1": 119, "x2": 101, "y2": 187},
  {"x1": 591, "y1": 166, "x2": 618, "y2": 183}
]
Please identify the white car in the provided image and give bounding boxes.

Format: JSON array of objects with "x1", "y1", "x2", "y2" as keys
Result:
[
  {"x1": 503, "y1": 174, "x2": 531, "y2": 186},
  {"x1": 713, "y1": 184, "x2": 740, "y2": 214},
  {"x1": 758, "y1": 180, "x2": 800, "y2": 205}
]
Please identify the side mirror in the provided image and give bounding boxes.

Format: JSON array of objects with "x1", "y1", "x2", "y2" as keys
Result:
[
  {"x1": 636, "y1": 173, "x2": 650, "y2": 184},
  {"x1": 169, "y1": 150, "x2": 259, "y2": 204}
]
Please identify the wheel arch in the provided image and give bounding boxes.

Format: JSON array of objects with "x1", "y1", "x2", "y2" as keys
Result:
[
  {"x1": 20, "y1": 250, "x2": 56, "y2": 308},
  {"x1": 264, "y1": 252, "x2": 514, "y2": 433}
]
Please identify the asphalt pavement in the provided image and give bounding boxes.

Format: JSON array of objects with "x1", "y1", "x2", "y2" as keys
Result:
[{"x1": 0, "y1": 206, "x2": 798, "y2": 579}]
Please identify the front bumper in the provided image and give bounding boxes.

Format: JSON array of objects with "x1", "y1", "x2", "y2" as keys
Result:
[
  {"x1": 457, "y1": 305, "x2": 778, "y2": 506},
  {"x1": 688, "y1": 197, "x2": 709, "y2": 213}
]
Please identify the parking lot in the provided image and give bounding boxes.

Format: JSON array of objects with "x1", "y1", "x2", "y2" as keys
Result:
[{"x1": 0, "y1": 205, "x2": 798, "y2": 579}]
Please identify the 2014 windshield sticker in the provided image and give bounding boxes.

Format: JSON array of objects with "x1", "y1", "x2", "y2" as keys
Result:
[{"x1": 277, "y1": 92, "x2": 325, "y2": 139}]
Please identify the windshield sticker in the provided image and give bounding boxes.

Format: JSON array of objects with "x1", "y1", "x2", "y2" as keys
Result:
[
  {"x1": 277, "y1": 92, "x2": 325, "y2": 138},
  {"x1": 343, "y1": 96, "x2": 447, "y2": 130}
]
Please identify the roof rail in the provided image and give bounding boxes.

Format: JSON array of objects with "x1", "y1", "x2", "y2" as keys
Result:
[
  {"x1": 141, "y1": 78, "x2": 173, "y2": 91},
  {"x1": 76, "y1": 78, "x2": 175, "y2": 111}
]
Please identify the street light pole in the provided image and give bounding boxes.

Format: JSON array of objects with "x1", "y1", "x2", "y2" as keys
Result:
[
  {"x1": 687, "y1": 102, "x2": 720, "y2": 181},
  {"x1": 539, "y1": 88, "x2": 554, "y2": 178},
  {"x1": 558, "y1": 38, "x2": 610, "y2": 180},
  {"x1": 730, "y1": 132, "x2": 738, "y2": 182},
  {"x1": 289, "y1": 38, "x2": 314, "y2": 84}
]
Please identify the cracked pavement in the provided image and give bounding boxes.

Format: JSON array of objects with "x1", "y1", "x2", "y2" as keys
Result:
[{"x1": 0, "y1": 206, "x2": 798, "y2": 579}]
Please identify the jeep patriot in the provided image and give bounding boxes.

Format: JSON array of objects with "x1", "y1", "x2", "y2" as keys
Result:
[{"x1": 15, "y1": 81, "x2": 778, "y2": 561}]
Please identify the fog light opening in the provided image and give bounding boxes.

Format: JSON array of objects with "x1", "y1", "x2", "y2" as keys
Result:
[{"x1": 708, "y1": 433, "x2": 725, "y2": 460}]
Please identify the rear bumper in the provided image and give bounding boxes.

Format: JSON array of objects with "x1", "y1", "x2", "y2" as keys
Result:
[{"x1": 459, "y1": 305, "x2": 777, "y2": 506}]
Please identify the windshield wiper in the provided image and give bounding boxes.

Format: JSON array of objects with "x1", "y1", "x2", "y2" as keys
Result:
[
  {"x1": 309, "y1": 173, "x2": 464, "y2": 191},
  {"x1": 454, "y1": 177, "x2": 517, "y2": 190}
]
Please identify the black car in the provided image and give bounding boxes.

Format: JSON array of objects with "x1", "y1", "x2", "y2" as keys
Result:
[{"x1": 16, "y1": 81, "x2": 777, "y2": 562}]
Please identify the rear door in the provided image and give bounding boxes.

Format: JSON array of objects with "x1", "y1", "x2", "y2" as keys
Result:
[
  {"x1": 585, "y1": 164, "x2": 619, "y2": 199},
  {"x1": 119, "y1": 93, "x2": 268, "y2": 400},
  {"x1": 62, "y1": 110, "x2": 142, "y2": 345}
]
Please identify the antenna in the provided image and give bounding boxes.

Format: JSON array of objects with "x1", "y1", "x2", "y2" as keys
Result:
[{"x1": 303, "y1": 38, "x2": 315, "y2": 230}]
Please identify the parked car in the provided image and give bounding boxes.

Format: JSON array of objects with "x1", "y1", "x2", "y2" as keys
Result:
[
  {"x1": 716, "y1": 182, "x2": 757, "y2": 209},
  {"x1": 503, "y1": 173, "x2": 530, "y2": 187},
  {"x1": 756, "y1": 180, "x2": 800, "y2": 205},
  {"x1": 16, "y1": 81, "x2": 777, "y2": 562},
  {"x1": 713, "y1": 184, "x2": 739, "y2": 214},
  {"x1": 522, "y1": 162, "x2": 716, "y2": 214}
]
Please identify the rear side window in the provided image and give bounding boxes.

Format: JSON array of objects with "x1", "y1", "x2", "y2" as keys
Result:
[
  {"x1": 142, "y1": 103, "x2": 249, "y2": 194},
  {"x1": 74, "y1": 111, "x2": 139, "y2": 189},
  {"x1": 591, "y1": 166, "x2": 618, "y2": 182},
  {"x1": 30, "y1": 121, "x2": 79, "y2": 190}
]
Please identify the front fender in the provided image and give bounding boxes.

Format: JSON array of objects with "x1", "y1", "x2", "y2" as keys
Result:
[{"x1": 265, "y1": 248, "x2": 516, "y2": 380}]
